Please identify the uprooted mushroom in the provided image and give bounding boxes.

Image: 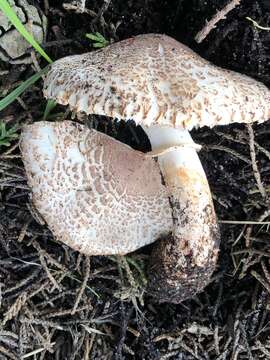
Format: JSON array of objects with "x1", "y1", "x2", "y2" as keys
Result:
[
  {"x1": 20, "y1": 121, "x2": 172, "y2": 255},
  {"x1": 22, "y1": 34, "x2": 270, "y2": 303}
]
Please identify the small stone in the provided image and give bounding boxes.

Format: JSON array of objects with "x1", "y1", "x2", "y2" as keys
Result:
[{"x1": 0, "y1": 0, "x2": 47, "y2": 64}]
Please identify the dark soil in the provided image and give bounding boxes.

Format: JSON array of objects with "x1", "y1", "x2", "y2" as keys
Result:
[{"x1": 1, "y1": 0, "x2": 270, "y2": 359}]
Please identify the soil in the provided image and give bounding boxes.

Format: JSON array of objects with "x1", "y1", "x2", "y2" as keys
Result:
[{"x1": 1, "y1": 0, "x2": 270, "y2": 359}]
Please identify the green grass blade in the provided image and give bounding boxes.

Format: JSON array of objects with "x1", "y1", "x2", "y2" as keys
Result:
[
  {"x1": 0, "y1": 0, "x2": 53, "y2": 63},
  {"x1": 86, "y1": 33, "x2": 101, "y2": 41},
  {"x1": 0, "y1": 121, "x2": 19, "y2": 148},
  {"x1": 95, "y1": 32, "x2": 107, "y2": 42},
  {"x1": 0, "y1": 66, "x2": 49, "y2": 112},
  {"x1": 43, "y1": 99, "x2": 57, "y2": 120},
  {"x1": 93, "y1": 42, "x2": 106, "y2": 48},
  {"x1": 86, "y1": 32, "x2": 109, "y2": 48}
]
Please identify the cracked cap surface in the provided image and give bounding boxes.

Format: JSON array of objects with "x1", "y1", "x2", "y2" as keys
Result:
[
  {"x1": 44, "y1": 33, "x2": 270, "y2": 129},
  {"x1": 20, "y1": 121, "x2": 173, "y2": 255}
]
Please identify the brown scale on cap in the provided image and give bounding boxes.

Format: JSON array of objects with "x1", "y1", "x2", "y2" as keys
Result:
[
  {"x1": 20, "y1": 121, "x2": 173, "y2": 255},
  {"x1": 44, "y1": 34, "x2": 270, "y2": 129}
]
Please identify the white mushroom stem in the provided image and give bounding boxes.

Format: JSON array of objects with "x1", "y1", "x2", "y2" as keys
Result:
[
  {"x1": 142, "y1": 125, "x2": 220, "y2": 303},
  {"x1": 143, "y1": 126, "x2": 215, "y2": 259}
]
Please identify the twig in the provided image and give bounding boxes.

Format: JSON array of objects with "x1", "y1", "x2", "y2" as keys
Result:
[
  {"x1": 244, "y1": 226, "x2": 252, "y2": 248},
  {"x1": 206, "y1": 144, "x2": 251, "y2": 164},
  {"x1": 17, "y1": 219, "x2": 31, "y2": 243},
  {"x1": 246, "y1": 124, "x2": 267, "y2": 199},
  {"x1": 72, "y1": 256, "x2": 91, "y2": 314},
  {"x1": 214, "y1": 326, "x2": 220, "y2": 356},
  {"x1": 3, "y1": 293, "x2": 28, "y2": 325},
  {"x1": 22, "y1": 344, "x2": 56, "y2": 359},
  {"x1": 232, "y1": 249, "x2": 270, "y2": 258},
  {"x1": 37, "y1": 305, "x2": 89, "y2": 318},
  {"x1": 251, "y1": 270, "x2": 270, "y2": 293},
  {"x1": 246, "y1": 17, "x2": 270, "y2": 31},
  {"x1": 239, "y1": 321, "x2": 253, "y2": 360},
  {"x1": 254, "y1": 142, "x2": 270, "y2": 162},
  {"x1": 32, "y1": 240, "x2": 67, "y2": 271},
  {"x1": 3, "y1": 269, "x2": 41, "y2": 296},
  {"x1": 75, "y1": 253, "x2": 83, "y2": 272},
  {"x1": 0, "y1": 345, "x2": 17, "y2": 360},
  {"x1": 83, "y1": 335, "x2": 91, "y2": 360},
  {"x1": 39, "y1": 252, "x2": 61, "y2": 291},
  {"x1": 195, "y1": 0, "x2": 241, "y2": 43},
  {"x1": 258, "y1": 208, "x2": 270, "y2": 222},
  {"x1": 239, "y1": 254, "x2": 262, "y2": 280},
  {"x1": 261, "y1": 260, "x2": 270, "y2": 284},
  {"x1": 255, "y1": 340, "x2": 270, "y2": 357},
  {"x1": 19, "y1": 318, "x2": 64, "y2": 331},
  {"x1": 219, "y1": 220, "x2": 270, "y2": 225}
]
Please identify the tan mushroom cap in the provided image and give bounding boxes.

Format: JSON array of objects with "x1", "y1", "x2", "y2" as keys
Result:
[
  {"x1": 44, "y1": 34, "x2": 270, "y2": 129},
  {"x1": 20, "y1": 121, "x2": 173, "y2": 255}
]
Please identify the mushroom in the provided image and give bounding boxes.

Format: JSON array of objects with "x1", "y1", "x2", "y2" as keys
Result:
[
  {"x1": 20, "y1": 121, "x2": 172, "y2": 255},
  {"x1": 41, "y1": 33, "x2": 270, "y2": 303}
]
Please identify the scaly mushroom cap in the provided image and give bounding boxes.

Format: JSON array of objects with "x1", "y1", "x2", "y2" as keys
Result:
[
  {"x1": 44, "y1": 34, "x2": 270, "y2": 129},
  {"x1": 20, "y1": 121, "x2": 173, "y2": 255}
]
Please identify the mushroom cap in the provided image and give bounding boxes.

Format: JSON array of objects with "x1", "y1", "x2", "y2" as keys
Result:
[
  {"x1": 44, "y1": 34, "x2": 270, "y2": 130},
  {"x1": 20, "y1": 121, "x2": 172, "y2": 255}
]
